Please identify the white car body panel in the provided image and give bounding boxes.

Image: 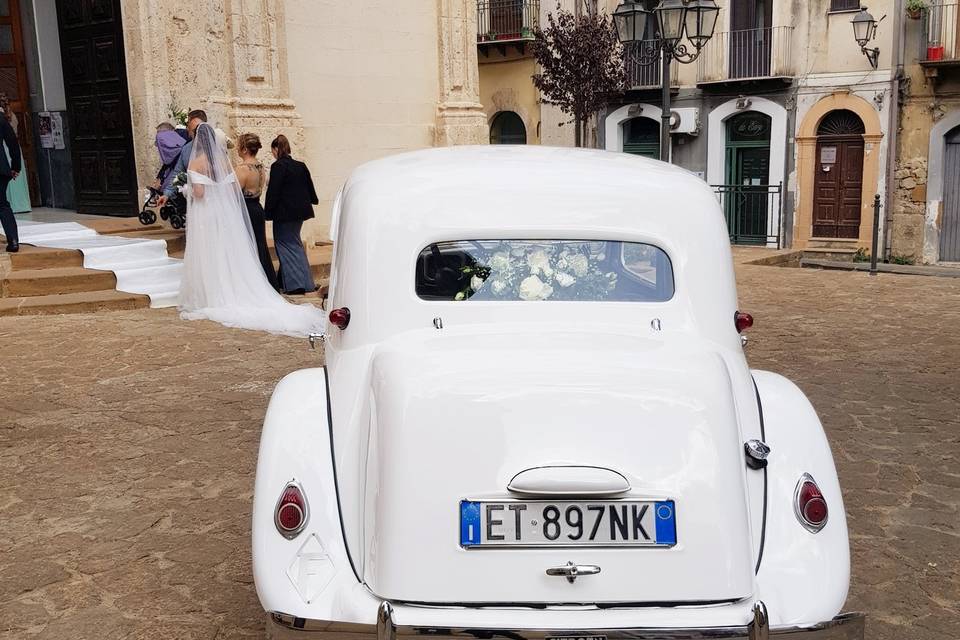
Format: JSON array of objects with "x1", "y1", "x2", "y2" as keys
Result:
[{"x1": 252, "y1": 147, "x2": 860, "y2": 637}]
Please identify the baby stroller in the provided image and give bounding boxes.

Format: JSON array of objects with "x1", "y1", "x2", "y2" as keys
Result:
[
  {"x1": 139, "y1": 126, "x2": 188, "y2": 228},
  {"x1": 139, "y1": 186, "x2": 187, "y2": 229}
]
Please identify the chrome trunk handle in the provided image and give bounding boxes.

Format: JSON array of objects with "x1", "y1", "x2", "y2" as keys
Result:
[{"x1": 546, "y1": 561, "x2": 601, "y2": 583}]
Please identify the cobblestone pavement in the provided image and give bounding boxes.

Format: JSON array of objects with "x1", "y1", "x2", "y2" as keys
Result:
[{"x1": 1, "y1": 259, "x2": 958, "y2": 639}]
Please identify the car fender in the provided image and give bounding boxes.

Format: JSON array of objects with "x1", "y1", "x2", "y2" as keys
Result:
[
  {"x1": 752, "y1": 370, "x2": 851, "y2": 626},
  {"x1": 252, "y1": 367, "x2": 379, "y2": 624}
]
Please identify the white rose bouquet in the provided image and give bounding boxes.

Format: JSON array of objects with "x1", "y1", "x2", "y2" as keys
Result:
[{"x1": 455, "y1": 241, "x2": 618, "y2": 302}]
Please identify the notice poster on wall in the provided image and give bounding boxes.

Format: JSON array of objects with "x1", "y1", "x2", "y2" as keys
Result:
[
  {"x1": 38, "y1": 112, "x2": 53, "y2": 148},
  {"x1": 51, "y1": 114, "x2": 65, "y2": 149}
]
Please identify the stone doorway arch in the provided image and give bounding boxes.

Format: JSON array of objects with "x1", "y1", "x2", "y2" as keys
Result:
[
  {"x1": 794, "y1": 93, "x2": 884, "y2": 249},
  {"x1": 604, "y1": 103, "x2": 663, "y2": 156}
]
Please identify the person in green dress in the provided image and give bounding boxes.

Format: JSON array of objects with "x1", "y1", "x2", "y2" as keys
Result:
[{"x1": 0, "y1": 94, "x2": 30, "y2": 213}]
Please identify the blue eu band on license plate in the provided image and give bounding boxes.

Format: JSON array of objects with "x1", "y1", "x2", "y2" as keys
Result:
[{"x1": 460, "y1": 499, "x2": 676, "y2": 548}]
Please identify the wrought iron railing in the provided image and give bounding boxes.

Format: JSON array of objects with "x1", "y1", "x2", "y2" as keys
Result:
[
  {"x1": 713, "y1": 183, "x2": 783, "y2": 248},
  {"x1": 922, "y1": 2, "x2": 960, "y2": 62},
  {"x1": 477, "y1": 0, "x2": 540, "y2": 43},
  {"x1": 697, "y1": 26, "x2": 794, "y2": 83},
  {"x1": 624, "y1": 40, "x2": 681, "y2": 89}
]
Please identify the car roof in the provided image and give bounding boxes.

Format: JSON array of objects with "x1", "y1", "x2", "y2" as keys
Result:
[{"x1": 344, "y1": 145, "x2": 711, "y2": 215}]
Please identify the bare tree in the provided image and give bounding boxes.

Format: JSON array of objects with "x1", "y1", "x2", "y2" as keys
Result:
[{"x1": 532, "y1": 4, "x2": 625, "y2": 147}]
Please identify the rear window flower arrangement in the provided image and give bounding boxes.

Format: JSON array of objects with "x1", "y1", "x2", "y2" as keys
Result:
[{"x1": 456, "y1": 241, "x2": 618, "y2": 301}]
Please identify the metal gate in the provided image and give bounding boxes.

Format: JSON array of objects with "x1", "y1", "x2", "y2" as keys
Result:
[
  {"x1": 713, "y1": 183, "x2": 783, "y2": 248},
  {"x1": 941, "y1": 129, "x2": 960, "y2": 261}
]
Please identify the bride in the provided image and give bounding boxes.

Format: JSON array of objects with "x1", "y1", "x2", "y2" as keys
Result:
[{"x1": 178, "y1": 123, "x2": 326, "y2": 336}]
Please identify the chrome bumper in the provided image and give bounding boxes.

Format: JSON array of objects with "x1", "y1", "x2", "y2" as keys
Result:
[{"x1": 270, "y1": 602, "x2": 865, "y2": 640}]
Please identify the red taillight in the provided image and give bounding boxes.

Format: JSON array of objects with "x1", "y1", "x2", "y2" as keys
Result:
[
  {"x1": 275, "y1": 482, "x2": 309, "y2": 538},
  {"x1": 329, "y1": 307, "x2": 351, "y2": 330},
  {"x1": 735, "y1": 311, "x2": 754, "y2": 333},
  {"x1": 795, "y1": 474, "x2": 828, "y2": 532}
]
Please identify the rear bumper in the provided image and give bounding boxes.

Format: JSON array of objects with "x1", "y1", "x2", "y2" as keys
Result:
[{"x1": 270, "y1": 602, "x2": 865, "y2": 640}]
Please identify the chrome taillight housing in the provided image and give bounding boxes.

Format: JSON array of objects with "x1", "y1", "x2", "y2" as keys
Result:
[
  {"x1": 794, "y1": 473, "x2": 828, "y2": 532},
  {"x1": 274, "y1": 480, "x2": 309, "y2": 539}
]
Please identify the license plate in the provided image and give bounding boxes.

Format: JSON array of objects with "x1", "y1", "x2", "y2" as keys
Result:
[
  {"x1": 547, "y1": 636, "x2": 607, "y2": 640},
  {"x1": 460, "y1": 500, "x2": 676, "y2": 548}
]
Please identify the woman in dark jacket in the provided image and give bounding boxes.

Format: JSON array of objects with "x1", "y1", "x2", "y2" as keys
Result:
[{"x1": 264, "y1": 135, "x2": 319, "y2": 294}]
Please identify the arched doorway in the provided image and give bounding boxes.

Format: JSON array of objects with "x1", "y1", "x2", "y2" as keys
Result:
[
  {"x1": 813, "y1": 109, "x2": 866, "y2": 238},
  {"x1": 942, "y1": 125, "x2": 960, "y2": 261},
  {"x1": 725, "y1": 111, "x2": 771, "y2": 244},
  {"x1": 623, "y1": 117, "x2": 659, "y2": 159},
  {"x1": 489, "y1": 111, "x2": 526, "y2": 144}
]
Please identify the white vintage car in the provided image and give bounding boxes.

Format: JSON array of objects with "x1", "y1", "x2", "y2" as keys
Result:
[{"x1": 252, "y1": 146, "x2": 865, "y2": 640}]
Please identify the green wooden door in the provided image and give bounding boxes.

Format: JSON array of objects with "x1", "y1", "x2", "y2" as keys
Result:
[
  {"x1": 724, "y1": 111, "x2": 771, "y2": 244},
  {"x1": 623, "y1": 117, "x2": 659, "y2": 159}
]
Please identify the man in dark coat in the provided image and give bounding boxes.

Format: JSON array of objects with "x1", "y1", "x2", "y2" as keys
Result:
[{"x1": 0, "y1": 112, "x2": 22, "y2": 252}]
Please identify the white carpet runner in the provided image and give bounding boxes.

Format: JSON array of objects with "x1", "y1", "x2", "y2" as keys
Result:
[{"x1": 17, "y1": 220, "x2": 182, "y2": 308}]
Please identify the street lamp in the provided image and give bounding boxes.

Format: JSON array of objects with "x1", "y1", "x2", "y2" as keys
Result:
[
  {"x1": 615, "y1": 0, "x2": 719, "y2": 162},
  {"x1": 613, "y1": 1, "x2": 650, "y2": 43},
  {"x1": 851, "y1": 6, "x2": 882, "y2": 69}
]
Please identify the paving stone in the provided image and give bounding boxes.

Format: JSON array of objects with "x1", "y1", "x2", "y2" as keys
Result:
[{"x1": 0, "y1": 260, "x2": 956, "y2": 638}]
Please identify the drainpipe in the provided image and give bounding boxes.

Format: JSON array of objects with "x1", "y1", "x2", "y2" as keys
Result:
[{"x1": 884, "y1": 0, "x2": 905, "y2": 261}]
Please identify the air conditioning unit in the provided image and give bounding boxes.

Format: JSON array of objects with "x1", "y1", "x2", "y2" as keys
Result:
[{"x1": 669, "y1": 108, "x2": 700, "y2": 135}]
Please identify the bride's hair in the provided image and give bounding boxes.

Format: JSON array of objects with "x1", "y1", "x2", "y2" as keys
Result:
[{"x1": 191, "y1": 123, "x2": 234, "y2": 182}]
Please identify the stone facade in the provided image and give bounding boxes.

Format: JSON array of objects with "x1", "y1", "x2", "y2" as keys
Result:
[
  {"x1": 890, "y1": 10, "x2": 960, "y2": 264},
  {"x1": 890, "y1": 157, "x2": 928, "y2": 261},
  {"x1": 120, "y1": 0, "x2": 487, "y2": 245}
]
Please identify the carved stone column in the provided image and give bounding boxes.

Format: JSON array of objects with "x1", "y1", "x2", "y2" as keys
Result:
[
  {"x1": 218, "y1": 0, "x2": 304, "y2": 154},
  {"x1": 435, "y1": 0, "x2": 489, "y2": 145}
]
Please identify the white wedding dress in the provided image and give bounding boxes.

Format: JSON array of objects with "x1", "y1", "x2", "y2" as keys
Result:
[{"x1": 178, "y1": 124, "x2": 326, "y2": 336}]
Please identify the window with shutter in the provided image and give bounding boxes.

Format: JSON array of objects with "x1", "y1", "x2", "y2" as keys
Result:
[{"x1": 830, "y1": 0, "x2": 860, "y2": 12}]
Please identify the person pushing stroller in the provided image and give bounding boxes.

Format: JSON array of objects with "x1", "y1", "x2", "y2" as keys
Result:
[{"x1": 158, "y1": 109, "x2": 208, "y2": 209}]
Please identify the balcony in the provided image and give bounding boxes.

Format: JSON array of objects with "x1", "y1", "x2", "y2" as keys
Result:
[
  {"x1": 477, "y1": 0, "x2": 540, "y2": 54},
  {"x1": 921, "y1": 2, "x2": 960, "y2": 69},
  {"x1": 696, "y1": 26, "x2": 795, "y2": 86},
  {"x1": 624, "y1": 40, "x2": 681, "y2": 90}
]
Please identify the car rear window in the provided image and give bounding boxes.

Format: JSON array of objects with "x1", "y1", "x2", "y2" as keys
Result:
[{"x1": 416, "y1": 240, "x2": 674, "y2": 302}]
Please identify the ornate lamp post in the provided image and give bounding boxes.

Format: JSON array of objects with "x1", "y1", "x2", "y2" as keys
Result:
[{"x1": 614, "y1": 0, "x2": 719, "y2": 162}]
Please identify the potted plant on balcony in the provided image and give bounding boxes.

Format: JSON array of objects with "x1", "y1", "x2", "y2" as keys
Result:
[{"x1": 906, "y1": 0, "x2": 926, "y2": 20}]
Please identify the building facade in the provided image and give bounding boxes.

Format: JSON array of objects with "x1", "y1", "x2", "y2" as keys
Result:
[
  {"x1": 602, "y1": 0, "x2": 898, "y2": 252},
  {"x1": 13, "y1": 0, "x2": 488, "y2": 245},
  {"x1": 894, "y1": 1, "x2": 960, "y2": 264},
  {"x1": 475, "y1": 0, "x2": 901, "y2": 253}
]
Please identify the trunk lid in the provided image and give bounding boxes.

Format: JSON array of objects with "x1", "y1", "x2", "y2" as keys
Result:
[{"x1": 362, "y1": 330, "x2": 755, "y2": 604}]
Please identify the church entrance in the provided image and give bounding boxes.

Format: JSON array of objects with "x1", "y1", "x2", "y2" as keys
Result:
[{"x1": 55, "y1": 0, "x2": 137, "y2": 215}]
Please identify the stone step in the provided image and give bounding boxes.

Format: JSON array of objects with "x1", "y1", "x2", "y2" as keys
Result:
[
  {"x1": 130, "y1": 229, "x2": 186, "y2": 254},
  {"x1": 0, "y1": 289, "x2": 150, "y2": 316},
  {"x1": 9, "y1": 245, "x2": 84, "y2": 271},
  {"x1": 802, "y1": 247, "x2": 859, "y2": 263},
  {"x1": 807, "y1": 238, "x2": 861, "y2": 250},
  {"x1": 84, "y1": 218, "x2": 163, "y2": 235},
  {"x1": 1, "y1": 266, "x2": 117, "y2": 297}
]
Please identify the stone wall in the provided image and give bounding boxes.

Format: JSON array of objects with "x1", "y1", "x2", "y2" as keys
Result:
[
  {"x1": 479, "y1": 57, "x2": 541, "y2": 144},
  {"x1": 890, "y1": 157, "x2": 928, "y2": 261},
  {"x1": 122, "y1": 0, "x2": 486, "y2": 246},
  {"x1": 122, "y1": 0, "x2": 303, "y2": 206}
]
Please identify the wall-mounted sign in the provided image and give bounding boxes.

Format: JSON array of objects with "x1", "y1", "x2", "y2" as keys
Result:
[
  {"x1": 728, "y1": 112, "x2": 771, "y2": 142},
  {"x1": 51, "y1": 114, "x2": 65, "y2": 150},
  {"x1": 820, "y1": 146, "x2": 837, "y2": 164},
  {"x1": 38, "y1": 112, "x2": 53, "y2": 148}
]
